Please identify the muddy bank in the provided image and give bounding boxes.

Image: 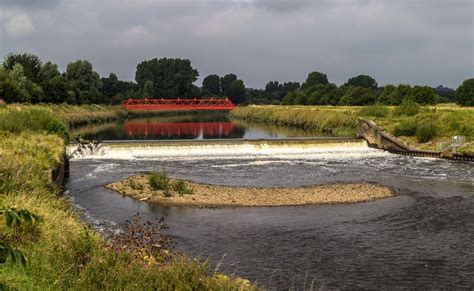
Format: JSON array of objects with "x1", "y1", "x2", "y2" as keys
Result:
[{"x1": 106, "y1": 175, "x2": 396, "y2": 207}]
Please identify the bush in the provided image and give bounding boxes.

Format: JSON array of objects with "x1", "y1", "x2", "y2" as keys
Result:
[
  {"x1": 148, "y1": 171, "x2": 169, "y2": 191},
  {"x1": 359, "y1": 105, "x2": 389, "y2": 117},
  {"x1": 129, "y1": 180, "x2": 143, "y2": 190},
  {"x1": 172, "y1": 180, "x2": 194, "y2": 195},
  {"x1": 393, "y1": 119, "x2": 417, "y2": 136},
  {"x1": 393, "y1": 98, "x2": 420, "y2": 116},
  {"x1": 416, "y1": 122, "x2": 437, "y2": 142}
]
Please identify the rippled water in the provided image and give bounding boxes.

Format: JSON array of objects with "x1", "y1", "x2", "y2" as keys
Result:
[{"x1": 68, "y1": 142, "x2": 474, "y2": 289}]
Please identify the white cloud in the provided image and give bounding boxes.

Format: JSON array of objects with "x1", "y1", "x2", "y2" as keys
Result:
[{"x1": 4, "y1": 13, "x2": 34, "y2": 36}]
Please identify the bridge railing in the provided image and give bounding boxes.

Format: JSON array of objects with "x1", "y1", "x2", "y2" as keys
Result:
[{"x1": 121, "y1": 98, "x2": 235, "y2": 111}]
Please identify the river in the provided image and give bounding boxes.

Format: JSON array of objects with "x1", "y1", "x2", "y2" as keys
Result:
[{"x1": 68, "y1": 117, "x2": 474, "y2": 289}]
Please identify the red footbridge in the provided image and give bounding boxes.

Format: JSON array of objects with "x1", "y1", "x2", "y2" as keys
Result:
[{"x1": 121, "y1": 98, "x2": 235, "y2": 111}]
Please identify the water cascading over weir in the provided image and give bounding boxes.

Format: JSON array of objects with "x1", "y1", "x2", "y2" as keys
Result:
[{"x1": 68, "y1": 138, "x2": 383, "y2": 160}]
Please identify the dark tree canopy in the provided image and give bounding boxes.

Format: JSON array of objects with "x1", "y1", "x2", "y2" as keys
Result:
[
  {"x1": 226, "y1": 79, "x2": 246, "y2": 104},
  {"x1": 220, "y1": 74, "x2": 237, "y2": 96},
  {"x1": 40, "y1": 61, "x2": 60, "y2": 82},
  {"x1": 346, "y1": 74, "x2": 378, "y2": 89},
  {"x1": 411, "y1": 86, "x2": 435, "y2": 105},
  {"x1": 456, "y1": 78, "x2": 474, "y2": 106},
  {"x1": 202, "y1": 74, "x2": 221, "y2": 95},
  {"x1": 135, "y1": 58, "x2": 199, "y2": 97},
  {"x1": 42, "y1": 75, "x2": 70, "y2": 103},
  {"x1": 302, "y1": 71, "x2": 328, "y2": 89},
  {"x1": 3, "y1": 53, "x2": 43, "y2": 83}
]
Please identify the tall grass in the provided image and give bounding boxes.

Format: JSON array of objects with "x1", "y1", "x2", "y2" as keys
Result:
[
  {"x1": 230, "y1": 106, "x2": 358, "y2": 135},
  {"x1": 0, "y1": 107, "x2": 69, "y2": 140},
  {"x1": 358, "y1": 104, "x2": 390, "y2": 117}
]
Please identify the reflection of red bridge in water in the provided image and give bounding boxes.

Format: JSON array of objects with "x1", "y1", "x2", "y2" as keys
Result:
[
  {"x1": 122, "y1": 122, "x2": 236, "y2": 138},
  {"x1": 121, "y1": 98, "x2": 235, "y2": 111}
]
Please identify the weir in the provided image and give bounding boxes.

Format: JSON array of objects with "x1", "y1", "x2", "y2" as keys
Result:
[{"x1": 68, "y1": 137, "x2": 379, "y2": 159}]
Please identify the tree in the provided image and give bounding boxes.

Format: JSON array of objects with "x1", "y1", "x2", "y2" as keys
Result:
[
  {"x1": 202, "y1": 74, "x2": 221, "y2": 95},
  {"x1": 226, "y1": 79, "x2": 246, "y2": 104},
  {"x1": 302, "y1": 71, "x2": 328, "y2": 89},
  {"x1": 339, "y1": 87, "x2": 376, "y2": 105},
  {"x1": 307, "y1": 83, "x2": 337, "y2": 105},
  {"x1": 135, "y1": 58, "x2": 199, "y2": 97},
  {"x1": 221, "y1": 74, "x2": 237, "y2": 96},
  {"x1": 42, "y1": 76, "x2": 70, "y2": 103},
  {"x1": 265, "y1": 81, "x2": 283, "y2": 93},
  {"x1": 7, "y1": 64, "x2": 33, "y2": 102},
  {"x1": 346, "y1": 74, "x2": 378, "y2": 89},
  {"x1": 143, "y1": 80, "x2": 154, "y2": 97},
  {"x1": 0, "y1": 68, "x2": 27, "y2": 103},
  {"x1": 101, "y1": 73, "x2": 120, "y2": 97},
  {"x1": 65, "y1": 60, "x2": 101, "y2": 104},
  {"x1": 410, "y1": 86, "x2": 435, "y2": 105},
  {"x1": 3, "y1": 53, "x2": 43, "y2": 83},
  {"x1": 40, "y1": 61, "x2": 60, "y2": 82},
  {"x1": 456, "y1": 78, "x2": 474, "y2": 106},
  {"x1": 378, "y1": 85, "x2": 397, "y2": 105},
  {"x1": 283, "y1": 82, "x2": 300, "y2": 92}
]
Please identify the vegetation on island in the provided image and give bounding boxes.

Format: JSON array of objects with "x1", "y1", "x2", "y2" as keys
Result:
[
  {"x1": 107, "y1": 174, "x2": 395, "y2": 207},
  {"x1": 0, "y1": 105, "x2": 255, "y2": 290}
]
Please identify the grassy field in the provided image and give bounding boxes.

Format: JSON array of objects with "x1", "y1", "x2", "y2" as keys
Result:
[
  {"x1": 0, "y1": 105, "x2": 255, "y2": 290},
  {"x1": 230, "y1": 104, "x2": 474, "y2": 154}
]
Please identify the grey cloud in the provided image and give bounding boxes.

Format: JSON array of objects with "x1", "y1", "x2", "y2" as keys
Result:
[
  {"x1": 253, "y1": 0, "x2": 315, "y2": 12},
  {"x1": 0, "y1": 0, "x2": 472, "y2": 88},
  {"x1": 1, "y1": 0, "x2": 59, "y2": 9}
]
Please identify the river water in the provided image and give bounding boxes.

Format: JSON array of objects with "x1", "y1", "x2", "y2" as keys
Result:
[{"x1": 68, "y1": 119, "x2": 473, "y2": 290}]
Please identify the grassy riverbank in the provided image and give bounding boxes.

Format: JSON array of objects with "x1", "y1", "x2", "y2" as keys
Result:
[
  {"x1": 231, "y1": 105, "x2": 474, "y2": 154},
  {"x1": 0, "y1": 105, "x2": 255, "y2": 289},
  {"x1": 230, "y1": 105, "x2": 357, "y2": 136},
  {"x1": 107, "y1": 174, "x2": 396, "y2": 207}
]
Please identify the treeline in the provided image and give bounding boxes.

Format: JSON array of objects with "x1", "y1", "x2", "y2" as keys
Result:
[
  {"x1": 259, "y1": 72, "x2": 473, "y2": 106},
  {"x1": 0, "y1": 52, "x2": 248, "y2": 105},
  {"x1": 0, "y1": 52, "x2": 472, "y2": 106}
]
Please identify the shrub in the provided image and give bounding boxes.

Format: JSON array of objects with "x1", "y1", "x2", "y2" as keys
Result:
[
  {"x1": 393, "y1": 97, "x2": 420, "y2": 116},
  {"x1": 359, "y1": 104, "x2": 389, "y2": 117},
  {"x1": 416, "y1": 122, "x2": 437, "y2": 142},
  {"x1": 149, "y1": 171, "x2": 170, "y2": 191},
  {"x1": 172, "y1": 180, "x2": 194, "y2": 195},
  {"x1": 393, "y1": 119, "x2": 417, "y2": 136},
  {"x1": 129, "y1": 180, "x2": 143, "y2": 191}
]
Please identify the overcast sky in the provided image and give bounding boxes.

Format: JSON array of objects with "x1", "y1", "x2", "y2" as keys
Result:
[{"x1": 0, "y1": 0, "x2": 472, "y2": 88}]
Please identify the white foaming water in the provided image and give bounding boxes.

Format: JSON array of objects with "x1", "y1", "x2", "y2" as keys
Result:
[{"x1": 71, "y1": 140, "x2": 391, "y2": 161}]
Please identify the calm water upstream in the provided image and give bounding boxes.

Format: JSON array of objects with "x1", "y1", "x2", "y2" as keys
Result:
[
  {"x1": 68, "y1": 119, "x2": 474, "y2": 290},
  {"x1": 71, "y1": 116, "x2": 324, "y2": 140}
]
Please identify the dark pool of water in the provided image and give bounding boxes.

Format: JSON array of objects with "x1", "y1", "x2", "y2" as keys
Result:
[
  {"x1": 68, "y1": 149, "x2": 474, "y2": 289},
  {"x1": 71, "y1": 116, "x2": 327, "y2": 141}
]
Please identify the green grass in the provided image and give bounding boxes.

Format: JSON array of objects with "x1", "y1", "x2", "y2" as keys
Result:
[
  {"x1": 0, "y1": 105, "x2": 256, "y2": 290},
  {"x1": 230, "y1": 105, "x2": 358, "y2": 135},
  {"x1": 0, "y1": 107, "x2": 69, "y2": 140}
]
